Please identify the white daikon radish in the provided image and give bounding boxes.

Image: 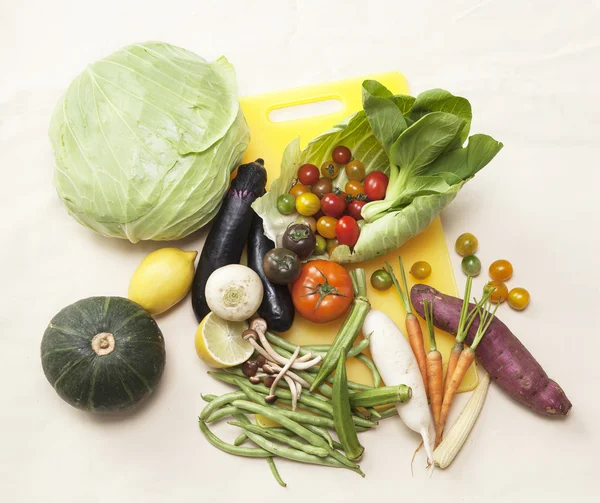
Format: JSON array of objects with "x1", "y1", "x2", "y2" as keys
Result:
[{"x1": 365, "y1": 309, "x2": 434, "y2": 464}]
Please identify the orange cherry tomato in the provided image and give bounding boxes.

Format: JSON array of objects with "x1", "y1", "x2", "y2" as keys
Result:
[
  {"x1": 289, "y1": 183, "x2": 310, "y2": 198},
  {"x1": 489, "y1": 259, "x2": 513, "y2": 281},
  {"x1": 485, "y1": 280, "x2": 509, "y2": 304},
  {"x1": 291, "y1": 260, "x2": 354, "y2": 323},
  {"x1": 345, "y1": 180, "x2": 364, "y2": 198},
  {"x1": 316, "y1": 216, "x2": 338, "y2": 239}
]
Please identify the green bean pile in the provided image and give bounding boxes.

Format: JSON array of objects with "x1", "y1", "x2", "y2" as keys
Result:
[{"x1": 199, "y1": 331, "x2": 412, "y2": 486}]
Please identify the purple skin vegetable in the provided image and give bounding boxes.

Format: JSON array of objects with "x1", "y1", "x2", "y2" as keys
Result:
[{"x1": 411, "y1": 284, "x2": 571, "y2": 417}]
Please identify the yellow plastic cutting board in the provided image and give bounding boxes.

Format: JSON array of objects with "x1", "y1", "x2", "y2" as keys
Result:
[{"x1": 239, "y1": 73, "x2": 477, "y2": 392}]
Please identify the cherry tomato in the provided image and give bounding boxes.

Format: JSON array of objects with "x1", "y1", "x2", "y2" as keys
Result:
[
  {"x1": 371, "y1": 269, "x2": 393, "y2": 291},
  {"x1": 326, "y1": 238, "x2": 339, "y2": 255},
  {"x1": 345, "y1": 160, "x2": 365, "y2": 181},
  {"x1": 321, "y1": 193, "x2": 347, "y2": 218},
  {"x1": 289, "y1": 183, "x2": 309, "y2": 198},
  {"x1": 455, "y1": 233, "x2": 478, "y2": 256},
  {"x1": 489, "y1": 259, "x2": 513, "y2": 281},
  {"x1": 296, "y1": 215, "x2": 316, "y2": 233},
  {"x1": 332, "y1": 146, "x2": 352, "y2": 165},
  {"x1": 313, "y1": 235, "x2": 327, "y2": 255},
  {"x1": 347, "y1": 200, "x2": 366, "y2": 220},
  {"x1": 461, "y1": 255, "x2": 481, "y2": 277},
  {"x1": 336, "y1": 216, "x2": 360, "y2": 247},
  {"x1": 345, "y1": 180, "x2": 364, "y2": 198},
  {"x1": 363, "y1": 171, "x2": 389, "y2": 201},
  {"x1": 297, "y1": 164, "x2": 320, "y2": 186},
  {"x1": 508, "y1": 287, "x2": 530, "y2": 310},
  {"x1": 277, "y1": 194, "x2": 295, "y2": 215},
  {"x1": 291, "y1": 260, "x2": 354, "y2": 323},
  {"x1": 321, "y1": 161, "x2": 341, "y2": 179},
  {"x1": 316, "y1": 216, "x2": 338, "y2": 239},
  {"x1": 485, "y1": 280, "x2": 508, "y2": 304},
  {"x1": 410, "y1": 261, "x2": 432, "y2": 280},
  {"x1": 311, "y1": 178, "x2": 333, "y2": 199},
  {"x1": 295, "y1": 192, "x2": 320, "y2": 216}
]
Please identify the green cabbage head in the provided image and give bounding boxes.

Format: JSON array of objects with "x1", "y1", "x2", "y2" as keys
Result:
[{"x1": 49, "y1": 42, "x2": 249, "y2": 242}]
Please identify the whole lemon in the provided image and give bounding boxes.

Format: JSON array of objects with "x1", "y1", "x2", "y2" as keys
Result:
[{"x1": 128, "y1": 248, "x2": 197, "y2": 315}]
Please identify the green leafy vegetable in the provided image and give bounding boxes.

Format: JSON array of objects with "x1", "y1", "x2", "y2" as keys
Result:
[
  {"x1": 49, "y1": 42, "x2": 250, "y2": 242},
  {"x1": 253, "y1": 80, "x2": 502, "y2": 263}
]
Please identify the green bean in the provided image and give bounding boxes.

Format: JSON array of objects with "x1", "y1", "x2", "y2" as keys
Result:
[
  {"x1": 205, "y1": 405, "x2": 241, "y2": 423},
  {"x1": 232, "y1": 399, "x2": 329, "y2": 448},
  {"x1": 234, "y1": 433, "x2": 249, "y2": 446},
  {"x1": 266, "y1": 457, "x2": 286, "y2": 487},
  {"x1": 355, "y1": 354, "x2": 382, "y2": 388},
  {"x1": 305, "y1": 424, "x2": 334, "y2": 448},
  {"x1": 265, "y1": 332, "x2": 316, "y2": 358},
  {"x1": 229, "y1": 421, "x2": 328, "y2": 458},
  {"x1": 198, "y1": 419, "x2": 271, "y2": 458},
  {"x1": 241, "y1": 424, "x2": 364, "y2": 476},
  {"x1": 231, "y1": 400, "x2": 359, "y2": 470},
  {"x1": 201, "y1": 393, "x2": 218, "y2": 402},
  {"x1": 200, "y1": 390, "x2": 246, "y2": 420},
  {"x1": 332, "y1": 353, "x2": 364, "y2": 462},
  {"x1": 268, "y1": 427, "x2": 297, "y2": 437},
  {"x1": 379, "y1": 406, "x2": 399, "y2": 419},
  {"x1": 231, "y1": 414, "x2": 286, "y2": 487},
  {"x1": 350, "y1": 385, "x2": 411, "y2": 408}
]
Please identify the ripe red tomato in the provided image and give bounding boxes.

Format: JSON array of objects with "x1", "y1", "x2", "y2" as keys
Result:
[
  {"x1": 291, "y1": 260, "x2": 354, "y2": 323},
  {"x1": 297, "y1": 164, "x2": 320, "y2": 186},
  {"x1": 363, "y1": 171, "x2": 389, "y2": 201},
  {"x1": 320, "y1": 193, "x2": 347, "y2": 218},
  {"x1": 347, "y1": 200, "x2": 366, "y2": 220},
  {"x1": 336, "y1": 216, "x2": 360, "y2": 247}
]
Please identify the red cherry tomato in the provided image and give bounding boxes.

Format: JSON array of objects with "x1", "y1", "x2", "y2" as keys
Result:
[
  {"x1": 363, "y1": 171, "x2": 389, "y2": 201},
  {"x1": 297, "y1": 164, "x2": 320, "y2": 186},
  {"x1": 347, "y1": 200, "x2": 366, "y2": 220},
  {"x1": 336, "y1": 216, "x2": 360, "y2": 247},
  {"x1": 320, "y1": 193, "x2": 347, "y2": 218},
  {"x1": 332, "y1": 146, "x2": 352, "y2": 165}
]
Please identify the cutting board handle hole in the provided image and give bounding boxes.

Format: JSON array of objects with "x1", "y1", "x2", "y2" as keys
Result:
[{"x1": 268, "y1": 98, "x2": 344, "y2": 123}]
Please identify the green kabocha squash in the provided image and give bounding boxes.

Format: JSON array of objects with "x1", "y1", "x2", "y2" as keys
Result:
[{"x1": 41, "y1": 297, "x2": 166, "y2": 412}]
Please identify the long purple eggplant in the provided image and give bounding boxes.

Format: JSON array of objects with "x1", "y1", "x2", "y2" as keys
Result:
[
  {"x1": 191, "y1": 160, "x2": 267, "y2": 322},
  {"x1": 411, "y1": 284, "x2": 571, "y2": 417}
]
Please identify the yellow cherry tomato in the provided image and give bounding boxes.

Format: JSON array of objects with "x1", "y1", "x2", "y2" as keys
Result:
[
  {"x1": 345, "y1": 160, "x2": 366, "y2": 181},
  {"x1": 289, "y1": 183, "x2": 310, "y2": 198},
  {"x1": 317, "y1": 216, "x2": 338, "y2": 239},
  {"x1": 295, "y1": 192, "x2": 321, "y2": 216},
  {"x1": 489, "y1": 259, "x2": 513, "y2": 281},
  {"x1": 320, "y1": 161, "x2": 341, "y2": 179},
  {"x1": 345, "y1": 180, "x2": 364, "y2": 198},
  {"x1": 410, "y1": 261, "x2": 432, "y2": 280},
  {"x1": 508, "y1": 288, "x2": 530, "y2": 310},
  {"x1": 455, "y1": 233, "x2": 478, "y2": 256},
  {"x1": 485, "y1": 280, "x2": 509, "y2": 304}
]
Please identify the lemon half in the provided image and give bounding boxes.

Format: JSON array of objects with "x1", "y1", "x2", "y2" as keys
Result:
[{"x1": 195, "y1": 313, "x2": 253, "y2": 368}]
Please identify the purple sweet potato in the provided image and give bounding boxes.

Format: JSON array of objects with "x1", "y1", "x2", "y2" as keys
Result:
[{"x1": 411, "y1": 284, "x2": 571, "y2": 416}]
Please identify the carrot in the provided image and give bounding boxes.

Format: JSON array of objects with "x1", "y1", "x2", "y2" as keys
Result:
[
  {"x1": 423, "y1": 299, "x2": 443, "y2": 446},
  {"x1": 385, "y1": 258, "x2": 428, "y2": 393},
  {"x1": 443, "y1": 276, "x2": 478, "y2": 396},
  {"x1": 438, "y1": 297, "x2": 499, "y2": 441}
]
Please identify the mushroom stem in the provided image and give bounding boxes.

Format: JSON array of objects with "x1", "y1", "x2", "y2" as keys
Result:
[
  {"x1": 269, "y1": 346, "x2": 300, "y2": 399},
  {"x1": 283, "y1": 374, "x2": 298, "y2": 410},
  {"x1": 267, "y1": 362, "x2": 310, "y2": 388}
]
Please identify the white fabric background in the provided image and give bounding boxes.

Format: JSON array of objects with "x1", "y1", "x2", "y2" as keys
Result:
[{"x1": 1, "y1": 0, "x2": 598, "y2": 501}]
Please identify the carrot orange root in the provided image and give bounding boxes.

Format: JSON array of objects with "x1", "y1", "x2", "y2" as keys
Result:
[
  {"x1": 406, "y1": 313, "x2": 429, "y2": 392},
  {"x1": 427, "y1": 350, "x2": 443, "y2": 446},
  {"x1": 439, "y1": 348, "x2": 476, "y2": 439},
  {"x1": 444, "y1": 343, "x2": 463, "y2": 396}
]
